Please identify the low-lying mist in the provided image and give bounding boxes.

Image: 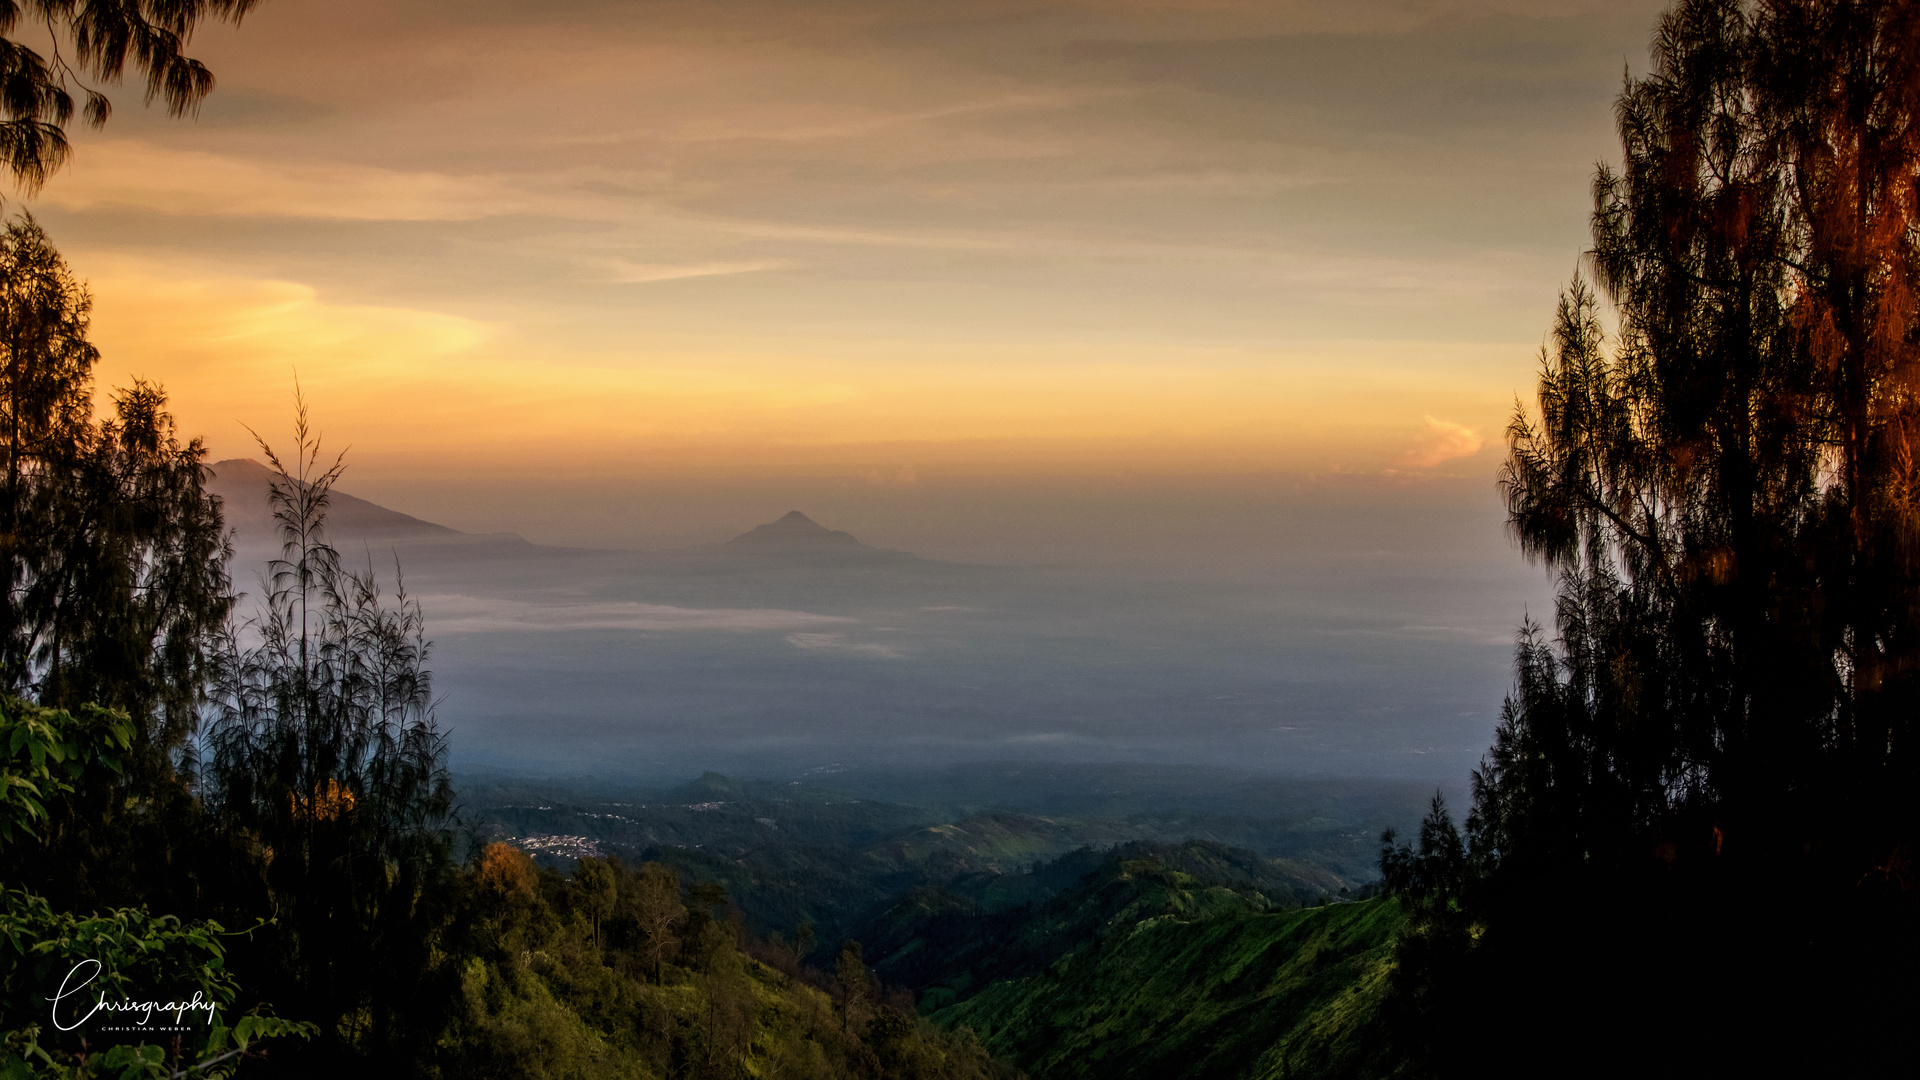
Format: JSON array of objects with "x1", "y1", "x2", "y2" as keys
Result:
[{"x1": 219, "y1": 486, "x2": 1544, "y2": 787}]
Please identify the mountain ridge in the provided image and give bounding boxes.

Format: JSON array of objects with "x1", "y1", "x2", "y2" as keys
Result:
[
  {"x1": 206, "y1": 458, "x2": 465, "y2": 545},
  {"x1": 205, "y1": 467, "x2": 910, "y2": 561}
]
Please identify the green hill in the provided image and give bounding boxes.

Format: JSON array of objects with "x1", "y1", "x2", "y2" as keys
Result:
[
  {"x1": 935, "y1": 896, "x2": 1405, "y2": 1080},
  {"x1": 456, "y1": 772, "x2": 1410, "y2": 952},
  {"x1": 854, "y1": 841, "x2": 1327, "y2": 1009}
]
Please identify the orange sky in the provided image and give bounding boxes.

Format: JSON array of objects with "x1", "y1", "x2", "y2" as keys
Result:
[{"x1": 21, "y1": 0, "x2": 1665, "y2": 551}]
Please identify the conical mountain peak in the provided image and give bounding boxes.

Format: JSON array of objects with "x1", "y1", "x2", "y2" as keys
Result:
[{"x1": 718, "y1": 510, "x2": 905, "y2": 558}]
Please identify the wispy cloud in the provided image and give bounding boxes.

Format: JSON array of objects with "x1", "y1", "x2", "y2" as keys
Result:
[
  {"x1": 663, "y1": 92, "x2": 1097, "y2": 145},
  {"x1": 784, "y1": 632, "x2": 904, "y2": 658},
  {"x1": 601, "y1": 258, "x2": 788, "y2": 283},
  {"x1": 422, "y1": 594, "x2": 851, "y2": 635},
  {"x1": 42, "y1": 140, "x2": 538, "y2": 221}
]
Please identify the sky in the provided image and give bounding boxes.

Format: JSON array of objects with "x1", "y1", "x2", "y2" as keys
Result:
[{"x1": 18, "y1": 0, "x2": 1665, "y2": 562}]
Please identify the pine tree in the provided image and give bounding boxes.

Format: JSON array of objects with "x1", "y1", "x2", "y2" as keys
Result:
[
  {"x1": 0, "y1": 0, "x2": 264, "y2": 189},
  {"x1": 0, "y1": 216, "x2": 234, "y2": 916},
  {"x1": 203, "y1": 394, "x2": 456, "y2": 1068},
  {"x1": 1388, "y1": 3, "x2": 1920, "y2": 1073}
]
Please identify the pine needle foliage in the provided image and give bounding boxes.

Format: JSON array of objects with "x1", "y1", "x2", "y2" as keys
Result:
[
  {"x1": 202, "y1": 392, "x2": 456, "y2": 1067},
  {"x1": 1485, "y1": 0, "x2": 1920, "y2": 910},
  {"x1": 0, "y1": 215, "x2": 230, "y2": 749},
  {"x1": 0, "y1": 216, "x2": 231, "y2": 920},
  {"x1": 1385, "y1": 3, "x2": 1920, "y2": 1073},
  {"x1": 0, "y1": 0, "x2": 262, "y2": 190}
]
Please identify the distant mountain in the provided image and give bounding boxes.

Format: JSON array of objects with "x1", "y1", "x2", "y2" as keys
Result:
[
  {"x1": 715, "y1": 510, "x2": 907, "y2": 558},
  {"x1": 205, "y1": 458, "x2": 462, "y2": 546}
]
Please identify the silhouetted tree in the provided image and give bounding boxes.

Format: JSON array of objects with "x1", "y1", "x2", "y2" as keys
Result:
[
  {"x1": 1378, "y1": 793, "x2": 1464, "y2": 904},
  {"x1": 203, "y1": 394, "x2": 456, "y2": 1070},
  {"x1": 1387, "y1": 3, "x2": 1920, "y2": 1074},
  {"x1": 0, "y1": 216, "x2": 235, "y2": 918},
  {"x1": 0, "y1": 0, "x2": 265, "y2": 189},
  {"x1": 1488, "y1": 0, "x2": 1920, "y2": 903},
  {"x1": 0, "y1": 216, "x2": 230, "y2": 747}
]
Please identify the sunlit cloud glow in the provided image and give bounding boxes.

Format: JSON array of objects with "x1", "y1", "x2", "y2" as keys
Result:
[
  {"x1": 78, "y1": 253, "x2": 1524, "y2": 478},
  {"x1": 1403, "y1": 416, "x2": 1486, "y2": 469},
  {"x1": 16, "y1": 0, "x2": 1661, "y2": 548}
]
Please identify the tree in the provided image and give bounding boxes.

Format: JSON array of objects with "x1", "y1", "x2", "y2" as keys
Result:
[
  {"x1": 0, "y1": 216, "x2": 233, "y2": 918},
  {"x1": 572, "y1": 856, "x2": 616, "y2": 950},
  {"x1": 202, "y1": 395, "x2": 456, "y2": 1067},
  {"x1": 0, "y1": 0, "x2": 265, "y2": 190},
  {"x1": 475, "y1": 842, "x2": 537, "y2": 916},
  {"x1": 0, "y1": 216, "x2": 229, "y2": 750},
  {"x1": 0, "y1": 696, "x2": 315, "y2": 1077},
  {"x1": 835, "y1": 941, "x2": 870, "y2": 1034},
  {"x1": 1489, "y1": 0, "x2": 1920, "y2": 901},
  {"x1": 1386, "y1": 2, "x2": 1920, "y2": 1072},
  {"x1": 1377, "y1": 793, "x2": 1464, "y2": 903},
  {"x1": 628, "y1": 862, "x2": 682, "y2": 982}
]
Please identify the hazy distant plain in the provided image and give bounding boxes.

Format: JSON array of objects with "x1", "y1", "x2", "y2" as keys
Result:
[{"x1": 226, "y1": 482, "x2": 1550, "y2": 785}]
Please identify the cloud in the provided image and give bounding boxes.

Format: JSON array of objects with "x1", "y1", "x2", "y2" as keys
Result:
[
  {"x1": 663, "y1": 92, "x2": 1094, "y2": 145},
  {"x1": 77, "y1": 258, "x2": 504, "y2": 451},
  {"x1": 417, "y1": 594, "x2": 852, "y2": 635},
  {"x1": 85, "y1": 266, "x2": 493, "y2": 365},
  {"x1": 1403, "y1": 415, "x2": 1484, "y2": 468},
  {"x1": 81, "y1": 256, "x2": 1529, "y2": 477},
  {"x1": 602, "y1": 258, "x2": 788, "y2": 283},
  {"x1": 1398, "y1": 623, "x2": 1515, "y2": 646},
  {"x1": 41, "y1": 140, "x2": 538, "y2": 220},
  {"x1": 784, "y1": 632, "x2": 904, "y2": 658}
]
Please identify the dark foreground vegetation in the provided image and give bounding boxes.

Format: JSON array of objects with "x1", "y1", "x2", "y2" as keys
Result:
[{"x1": 1372, "y1": 1, "x2": 1920, "y2": 1075}]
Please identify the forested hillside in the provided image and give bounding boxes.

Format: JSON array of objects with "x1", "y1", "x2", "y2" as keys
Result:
[
  {"x1": 454, "y1": 770, "x2": 1395, "y2": 951},
  {"x1": 436, "y1": 845, "x2": 1012, "y2": 1080},
  {"x1": 939, "y1": 898, "x2": 1402, "y2": 1080},
  {"x1": 852, "y1": 841, "x2": 1326, "y2": 1009}
]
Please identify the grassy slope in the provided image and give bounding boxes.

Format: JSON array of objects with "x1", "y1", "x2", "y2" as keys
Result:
[
  {"x1": 936, "y1": 898, "x2": 1405, "y2": 1080},
  {"x1": 856, "y1": 843, "x2": 1321, "y2": 1009},
  {"x1": 442, "y1": 854, "x2": 1019, "y2": 1080}
]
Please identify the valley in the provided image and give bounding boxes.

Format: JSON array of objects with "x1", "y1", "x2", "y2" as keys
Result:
[{"x1": 450, "y1": 763, "x2": 1428, "y2": 1078}]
